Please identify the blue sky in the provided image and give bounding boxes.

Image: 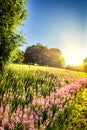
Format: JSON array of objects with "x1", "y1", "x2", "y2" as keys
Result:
[{"x1": 19, "y1": 0, "x2": 87, "y2": 65}]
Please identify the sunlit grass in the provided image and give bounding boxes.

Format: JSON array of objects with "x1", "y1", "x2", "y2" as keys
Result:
[
  {"x1": 0, "y1": 63, "x2": 87, "y2": 129},
  {"x1": 8, "y1": 63, "x2": 87, "y2": 78},
  {"x1": 67, "y1": 87, "x2": 87, "y2": 130}
]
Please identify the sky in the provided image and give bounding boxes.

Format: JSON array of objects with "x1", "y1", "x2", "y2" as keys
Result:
[{"x1": 19, "y1": 0, "x2": 87, "y2": 66}]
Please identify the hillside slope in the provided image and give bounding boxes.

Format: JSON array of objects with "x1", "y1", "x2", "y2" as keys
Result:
[{"x1": 0, "y1": 64, "x2": 87, "y2": 130}]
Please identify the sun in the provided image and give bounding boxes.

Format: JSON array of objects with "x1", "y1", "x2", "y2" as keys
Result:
[{"x1": 65, "y1": 55, "x2": 83, "y2": 66}]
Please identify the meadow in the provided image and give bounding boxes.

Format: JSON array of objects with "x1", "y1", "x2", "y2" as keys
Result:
[{"x1": 0, "y1": 64, "x2": 87, "y2": 130}]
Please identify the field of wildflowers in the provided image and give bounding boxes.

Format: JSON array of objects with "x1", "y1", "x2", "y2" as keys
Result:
[{"x1": 0, "y1": 64, "x2": 87, "y2": 130}]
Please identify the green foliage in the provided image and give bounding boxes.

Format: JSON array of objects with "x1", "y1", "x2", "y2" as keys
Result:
[
  {"x1": 24, "y1": 44, "x2": 65, "y2": 68},
  {"x1": 26, "y1": 89, "x2": 33, "y2": 103},
  {"x1": 52, "y1": 104, "x2": 58, "y2": 116},
  {"x1": 9, "y1": 48, "x2": 24, "y2": 63},
  {"x1": 46, "y1": 104, "x2": 73, "y2": 130},
  {"x1": 48, "y1": 48, "x2": 65, "y2": 68},
  {"x1": 14, "y1": 123, "x2": 24, "y2": 130},
  {"x1": 42, "y1": 108, "x2": 48, "y2": 123},
  {"x1": 24, "y1": 44, "x2": 48, "y2": 65},
  {"x1": 66, "y1": 88, "x2": 87, "y2": 130},
  {"x1": 41, "y1": 86, "x2": 50, "y2": 98},
  {"x1": 0, "y1": 0, "x2": 28, "y2": 71}
]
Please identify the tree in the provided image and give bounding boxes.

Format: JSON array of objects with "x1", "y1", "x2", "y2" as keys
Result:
[
  {"x1": 48, "y1": 48, "x2": 65, "y2": 68},
  {"x1": 0, "y1": 0, "x2": 28, "y2": 71},
  {"x1": 9, "y1": 48, "x2": 24, "y2": 63},
  {"x1": 24, "y1": 44, "x2": 48, "y2": 65},
  {"x1": 24, "y1": 44, "x2": 65, "y2": 68}
]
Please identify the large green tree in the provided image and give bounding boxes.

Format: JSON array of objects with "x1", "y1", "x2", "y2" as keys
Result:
[
  {"x1": 24, "y1": 44, "x2": 48, "y2": 65},
  {"x1": 24, "y1": 44, "x2": 65, "y2": 68},
  {"x1": 0, "y1": 0, "x2": 28, "y2": 71}
]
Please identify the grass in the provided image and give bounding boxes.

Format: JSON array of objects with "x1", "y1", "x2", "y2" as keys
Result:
[
  {"x1": 0, "y1": 63, "x2": 87, "y2": 130},
  {"x1": 66, "y1": 87, "x2": 87, "y2": 130},
  {"x1": 8, "y1": 64, "x2": 87, "y2": 78}
]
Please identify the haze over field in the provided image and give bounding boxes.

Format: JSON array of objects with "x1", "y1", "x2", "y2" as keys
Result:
[{"x1": 20, "y1": 0, "x2": 87, "y2": 65}]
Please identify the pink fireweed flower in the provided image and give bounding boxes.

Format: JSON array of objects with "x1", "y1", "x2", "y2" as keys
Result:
[
  {"x1": 29, "y1": 112, "x2": 34, "y2": 123},
  {"x1": 16, "y1": 109, "x2": 21, "y2": 116},
  {"x1": 70, "y1": 89, "x2": 75, "y2": 94},
  {"x1": 23, "y1": 114, "x2": 29, "y2": 124},
  {"x1": 2, "y1": 117, "x2": 9, "y2": 126},
  {"x1": 5, "y1": 104, "x2": 10, "y2": 113},
  {"x1": 34, "y1": 114, "x2": 39, "y2": 121},
  {"x1": 0, "y1": 106, "x2": 4, "y2": 114},
  {"x1": 32, "y1": 100, "x2": 36, "y2": 105},
  {"x1": 0, "y1": 127, "x2": 4, "y2": 130},
  {"x1": 3, "y1": 94, "x2": 6, "y2": 102},
  {"x1": 55, "y1": 99, "x2": 61, "y2": 105},
  {"x1": 45, "y1": 101, "x2": 50, "y2": 107},
  {"x1": 29, "y1": 126, "x2": 36, "y2": 130},
  {"x1": 14, "y1": 116, "x2": 20, "y2": 123},
  {"x1": 0, "y1": 115, "x2": 3, "y2": 120},
  {"x1": 59, "y1": 104, "x2": 62, "y2": 112},
  {"x1": 23, "y1": 114, "x2": 27, "y2": 120},
  {"x1": 51, "y1": 99, "x2": 54, "y2": 104},
  {"x1": 18, "y1": 111, "x2": 22, "y2": 119},
  {"x1": 8, "y1": 123, "x2": 14, "y2": 130},
  {"x1": 24, "y1": 105, "x2": 28, "y2": 113},
  {"x1": 64, "y1": 104, "x2": 67, "y2": 109}
]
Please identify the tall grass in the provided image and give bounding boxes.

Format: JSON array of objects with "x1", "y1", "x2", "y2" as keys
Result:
[{"x1": 0, "y1": 64, "x2": 87, "y2": 130}]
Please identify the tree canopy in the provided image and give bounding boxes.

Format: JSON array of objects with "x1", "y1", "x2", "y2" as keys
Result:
[
  {"x1": 0, "y1": 0, "x2": 28, "y2": 71},
  {"x1": 9, "y1": 48, "x2": 24, "y2": 64},
  {"x1": 24, "y1": 44, "x2": 65, "y2": 68}
]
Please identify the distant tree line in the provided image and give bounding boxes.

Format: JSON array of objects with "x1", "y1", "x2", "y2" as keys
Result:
[
  {"x1": 8, "y1": 43, "x2": 87, "y2": 72},
  {"x1": 23, "y1": 43, "x2": 65, "y2": 68},
  {"x1": 66, "y1": 57, "x2": 87, "y2": 72},
  {"x1": 9, "y1": 43, "x2": 65, "y2": 68}
]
